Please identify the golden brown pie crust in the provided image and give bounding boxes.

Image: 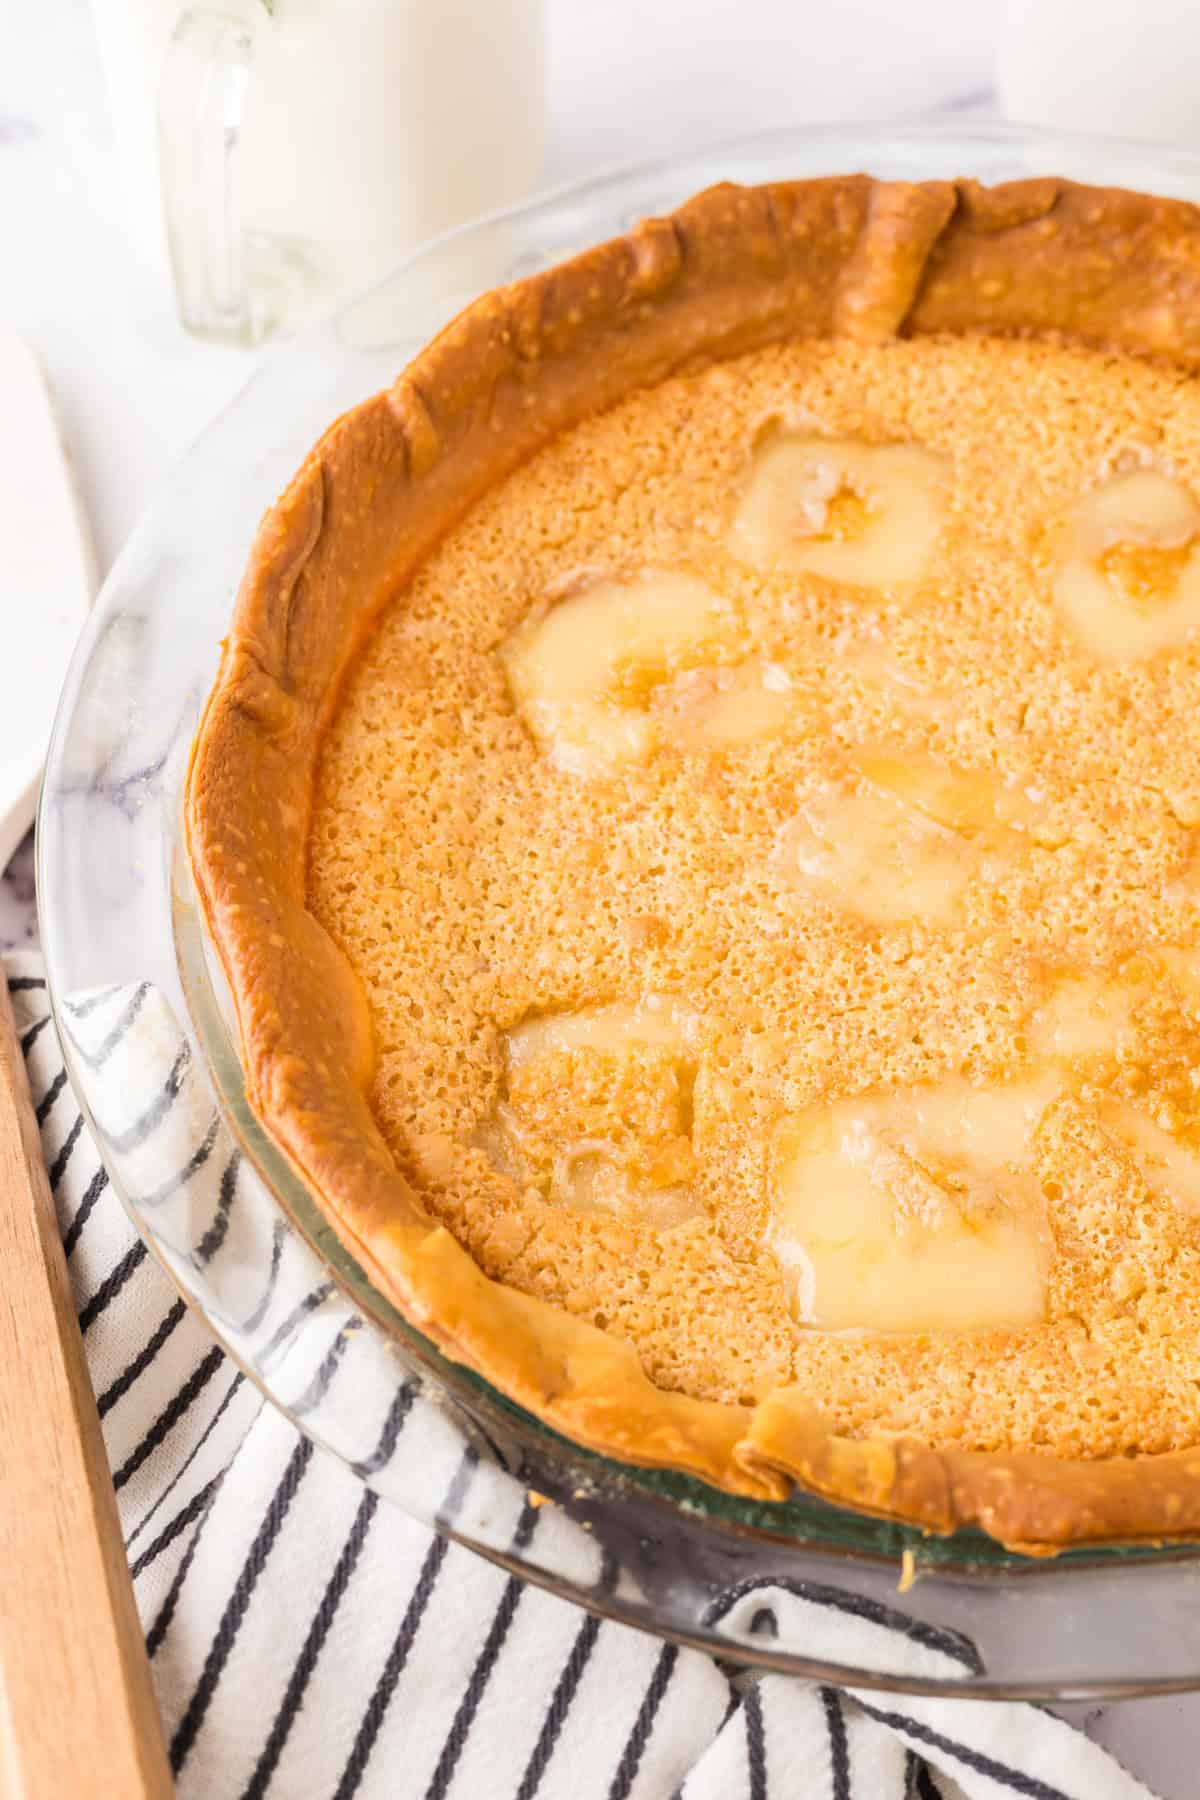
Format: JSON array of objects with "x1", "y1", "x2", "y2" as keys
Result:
[{"x1": 186, "y1": 175, "x2": 1200, "y2": 1552}]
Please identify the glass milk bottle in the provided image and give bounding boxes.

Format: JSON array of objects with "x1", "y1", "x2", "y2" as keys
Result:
[{"x1": 93, "y1": 0, "x2": 545, "y2": 345}]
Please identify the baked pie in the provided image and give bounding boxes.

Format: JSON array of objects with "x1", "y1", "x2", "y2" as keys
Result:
[{"x1": 188, "y1": 174, "x2": 1200, "y2": 1551}]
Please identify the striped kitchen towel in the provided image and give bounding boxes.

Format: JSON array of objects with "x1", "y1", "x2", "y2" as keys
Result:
[{"x1": 11, "y1": 950, "x2": 1160, "y2": 1800}]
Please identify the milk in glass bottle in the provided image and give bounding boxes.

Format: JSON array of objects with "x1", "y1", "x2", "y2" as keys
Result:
[{"x1": 92, "y1": 0, "x2": 545, "y2": 344}]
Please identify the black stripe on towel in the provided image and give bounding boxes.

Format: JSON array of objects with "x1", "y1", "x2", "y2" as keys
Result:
[
  {"x1": 259, "y1": 1283, "x2": 336, "y2": 1371},
  {"x1": 822, "y1": 1688, "x2": 851, "y2": 1800},
  {"x1": 21, "y1": 1012, "x2": 52, "y2": 1054},
  {"x1": 48, "y1": 1111, "x2": 85, "y2": 1191},
  {"x1": 139, "y1": 1113, "x2": 219, "y2": 1209},
  {"x1": 350, "y1": 1379, "x2": 418, "y2": 1479},
  {"x1": 97, "y1": 1299, "x2": 187, "y2": 1417},
  {"x1": 332, "y1": 1446, "x2": 477, "y2": 1800},
  {"x1": 147, "y1": 1476, "x2": 226, "y2": 1657},
  {"x1": 113, "y1": 1345, "x2": 225, "y2": 1492},
  {"x1": 333, "y1": 1533, "x2": 450, "y2": 1800},
  {"x1": 853, "y1": 1699, "x2": 1072, "y2": 1800},
  {"x1": 130, "y1": 1475, "x2": 223, "y2": 1581},
  {"x1": 8, "y1": 974, "x2": 45, "y2": 992},
  {"x1": 63, "y1": 1164, "x2": 108, "y2": 1258},
  {"x1": 62, "y1": 980, "x2": 121, "y2": 1019},
  {"x1": 701, "y1": 1574, "x2": 982, "y2": 1674},
  {"x1": 915, "y1": 1758, "x2": 942, "y2": 1799},
  {"x1": 79, "y1": 1240, "x2": 147, "y2": 1334},
  {"x1": 241, "y1": 1489, "x2": 380, "y2": 1800},
  {"x1": 516, "y1": 1619, "x2": 601, "y2": 1800},
  {"x1": 36, "y1": 1067, "x2": 67, "y2": 1124},
  {"x1": 126, "y1": 1372, "x2": 246, "y2": 1550},
  {"x1": 291, "y1": 1323, "x2": 355, "y2": 1417},
  {"x1": 69, "y1": 981, "x2": 150, "y2": 1069},
  {"x1": 436, "y1": 1445, "x2": 479, "y2": 1528},
  {"x1": 106, "y1": 1044, "x2": 190, "y2": 1153},
  {"x1": 514, "y1": 1549, "x2": 619, "y2": 1800},
  {"x1": 423, "y1": 1503, "x2": 541, "y2": 1800},
  {"x1": 607, "y1": 1643, "x2": 678, "y2": 1800},
  {"x1": 170, "y1": 1435, "x2": 314, "y2": 1776},
  {"x1": 239, "y1": 1221, "x2": 285, "y2": 1335},
  {"x1": 744, "y1": 1683, "x2": 767, "y2": 1800},
  {"x1": 195, "y1": 1149, "x2": 240, "y2": 1264}
]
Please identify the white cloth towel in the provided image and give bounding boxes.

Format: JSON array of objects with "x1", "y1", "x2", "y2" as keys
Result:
[{"x1": 11, "y1": 950, "x2": 1162, "y2": 1800}]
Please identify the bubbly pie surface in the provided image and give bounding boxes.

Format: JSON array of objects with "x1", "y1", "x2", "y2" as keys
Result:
[
  {"x1": 308, "y1": 332, "x2": 1200, "y2": 1460},
  {"x1": 187, "y1": 173, "x2": 1200, "y2": 1547}
]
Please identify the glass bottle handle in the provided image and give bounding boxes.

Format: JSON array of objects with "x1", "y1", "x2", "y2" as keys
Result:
[{"x1": 157, "y1": 9, "x2": 256, "y2": 345}]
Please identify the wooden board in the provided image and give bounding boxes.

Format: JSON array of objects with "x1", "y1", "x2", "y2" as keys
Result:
[{"x1": 0, "y1": 979, "x2": 171, "y2": 1796}]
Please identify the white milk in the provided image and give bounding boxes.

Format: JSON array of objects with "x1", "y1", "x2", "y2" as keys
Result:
[{"x1": 91, "y1": 0, "x2": 545, "y2": 341}]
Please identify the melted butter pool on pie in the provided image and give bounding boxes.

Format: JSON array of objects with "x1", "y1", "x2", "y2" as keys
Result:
[
  {"x1": 730, "y1": 434, "x2": 946, "y2": 587},
  {"x1": 502, "y1": 571, "x2": 742, "y2": 775},
  {"x1": 1028, "y1": 969, "x2": 1141, "y2": 1060},
  {"x1": 769, "y1": 962, "x2": 1200, "y2": 1335},
  {"x1": 502, "y1": 572, "x2": 806, "y2": 775},
  {"x1": 654, "y1": 660, "x2": 799, "y2": 751},
  {"x1": 1055, "y1": 468, "x2": 1200, "y2": 661},
  {"x1": 490, "y1": 998, "x2": 703, "y2": 1229},
  {"x1": 769, "y1": 1077, "x2": 1056, "y2": 1333},
  {"x1": 505, "y1": 996, "x2": 700, "y2": 1064},
  {"x1": 776, "y1": 752, "x2": 1054, "y2": 926}
]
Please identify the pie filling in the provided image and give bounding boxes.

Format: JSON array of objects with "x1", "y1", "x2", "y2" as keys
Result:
[{"x1": 308, "y1": 331, "x2": 1200, "y2": 1463}]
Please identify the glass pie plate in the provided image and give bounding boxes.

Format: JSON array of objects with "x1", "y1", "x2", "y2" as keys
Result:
[{"x1": 39, "y1": 120, "x2": 1200, "y2": 1700}]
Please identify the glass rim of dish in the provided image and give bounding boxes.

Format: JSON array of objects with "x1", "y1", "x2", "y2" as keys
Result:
[{"x1": 38, "y1": 117, "x2": 1200, "y2": 1696}]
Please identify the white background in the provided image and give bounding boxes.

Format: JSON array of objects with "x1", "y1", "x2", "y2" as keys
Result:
[{"x1": 3, "y1": 3, "x2": 1199, "y2": 1791}]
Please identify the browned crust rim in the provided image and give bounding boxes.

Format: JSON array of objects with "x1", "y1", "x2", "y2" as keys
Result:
[{"x1": 186, "y1": 172, "x2": 1200, "y2": 1553}]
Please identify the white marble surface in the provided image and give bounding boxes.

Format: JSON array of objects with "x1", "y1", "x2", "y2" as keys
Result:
[{"x1": 4, "y1": 0, "x2": 1199, "y2": 1790}]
